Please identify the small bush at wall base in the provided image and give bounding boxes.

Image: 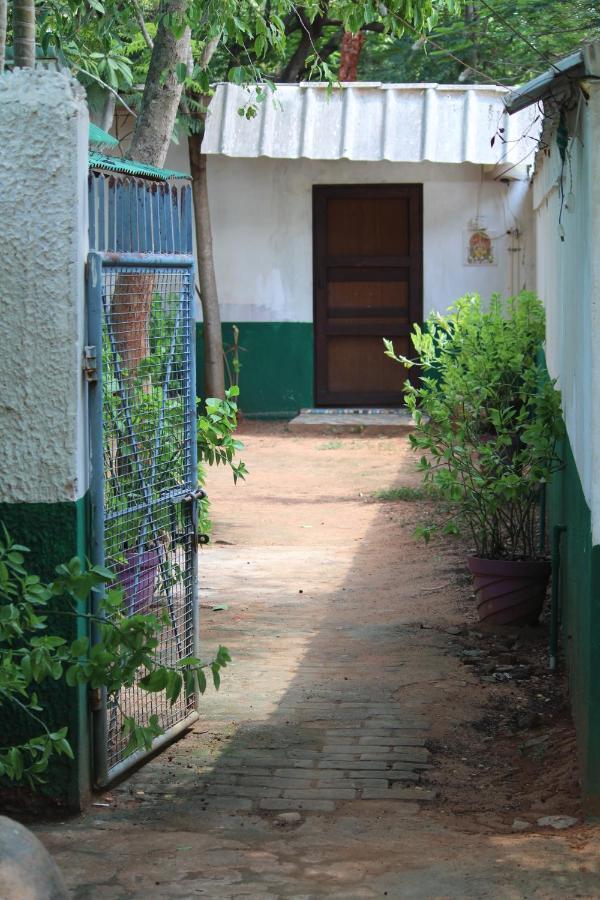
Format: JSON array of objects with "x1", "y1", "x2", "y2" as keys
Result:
[{"x1": 384, "y1": 292, "x2": 564, "y2": 560}]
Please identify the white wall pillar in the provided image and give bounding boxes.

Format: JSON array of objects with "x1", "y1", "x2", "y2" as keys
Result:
[
  {"x1": 0, "y1": 67, "x2": 90, "y2": 808},
  {"x1": 0, "y1": 68, "x2": 89, "y2": 509}
]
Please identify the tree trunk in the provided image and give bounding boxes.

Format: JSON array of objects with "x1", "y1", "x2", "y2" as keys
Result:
[
  {"x1": 280, "y1": 13, "x2": 326, "y2": 82},
  {"x1": 0, "y1": 0, "x2": 8, "y2": 74},
  {"x1": 13, "y1": 0, "x2": 35, "y2": 68},
  {"x1": 338, "y1": 32, "x2": 365, "y2": 81},
  {"x1": 189, "y1": 133, "x2": 225, "y2": 399},
  {"x1": 462, "y1": 3, "x2": 478, "y2": 80},
  {"x1": 130, "y1": 0, "x2": 190, "y2": 167},
  {"x1": 113, "y1": 0, "x2": 191, "y2": 375}
]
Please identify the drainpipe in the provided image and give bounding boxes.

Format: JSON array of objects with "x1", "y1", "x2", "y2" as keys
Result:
[{"x1": 549, "y1": 524, "x2": 567, "y2": 672}]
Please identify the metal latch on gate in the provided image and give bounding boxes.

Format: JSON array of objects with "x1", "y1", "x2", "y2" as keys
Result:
[
  {"x1": 82, "y1": 345, "x2": 98, "y2": 382},
  {"x1": 184, "y1": 488, "x2": 207, "y2": 503}
]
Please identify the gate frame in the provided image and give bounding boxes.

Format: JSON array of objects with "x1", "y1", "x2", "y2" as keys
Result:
[{"x1": 86, "y1": 250, "x2": 199, "y2": 787}]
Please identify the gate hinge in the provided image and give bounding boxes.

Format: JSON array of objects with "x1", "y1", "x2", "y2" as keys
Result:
[{"x1": 82, "y1": 345, "x2": 98, "y2": 382}]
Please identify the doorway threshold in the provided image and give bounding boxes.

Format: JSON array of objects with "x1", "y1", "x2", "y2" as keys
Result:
[{"x1": 287, "y1": 408, "x2": 415, "y2": 435}]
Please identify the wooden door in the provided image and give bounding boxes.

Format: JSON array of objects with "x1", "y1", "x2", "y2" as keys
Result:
[{"x1": 313, "y1": 184, "x2": 423, "y2": 407}]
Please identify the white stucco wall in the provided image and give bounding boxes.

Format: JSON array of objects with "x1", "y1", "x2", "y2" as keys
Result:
[
  {"x1": 0, "y1": 69, "x2": 89, "y2": 503},
  {"x1": 201, "y1": 156, "x2": 533, "y2": 323},
  {"x1": 534, "y1": 85, "x2": 600, "y2": 543}
]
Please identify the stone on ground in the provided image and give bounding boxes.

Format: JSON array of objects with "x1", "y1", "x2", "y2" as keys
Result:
[{"x1": 0, "y1": 816, "x2": 68, "y2": 900}]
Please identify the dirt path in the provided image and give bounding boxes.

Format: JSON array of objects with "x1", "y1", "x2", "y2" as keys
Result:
[{"x1": 37, "y1": 424, "x2": 600, "y2": 898}]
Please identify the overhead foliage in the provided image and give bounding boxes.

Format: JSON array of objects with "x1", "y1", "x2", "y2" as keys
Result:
[
  {"x1": 19, "y1": 0, "x2": 463, "y2": 100},
  {"x1": 359, "y1": 0, "x2": 600, "y2": 86}
]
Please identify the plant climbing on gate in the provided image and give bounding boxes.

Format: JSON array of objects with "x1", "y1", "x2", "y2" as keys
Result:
[{"x1": 0, "y1": 526, "x2": 231, "y2": 787}]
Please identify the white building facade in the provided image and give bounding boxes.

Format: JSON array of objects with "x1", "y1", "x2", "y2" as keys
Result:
[{"x1": 166, "y1": 82, "x2": 538, "y2": 415}]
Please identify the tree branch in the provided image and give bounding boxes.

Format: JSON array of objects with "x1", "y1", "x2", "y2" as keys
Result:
[
  {"x1": 131, "y1": 0, "x2": 154, "y2": 50},
  {"x1": 278, "y1": 11, "x2": 327, "y2": 83},
  {"x1": 200, "y1": 34, "x2": 220, "y2": 70},
  {"x1": 316, "y1": 27, "x2": 344, "y2": 65}
]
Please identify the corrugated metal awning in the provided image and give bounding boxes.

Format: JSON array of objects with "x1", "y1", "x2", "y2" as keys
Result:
[
  {"x1": 203, "y1": 82, "x2": 539, "y2": 168},
  {"x1": 88, "y1": 151, "x2": 190, "y2": 182}
]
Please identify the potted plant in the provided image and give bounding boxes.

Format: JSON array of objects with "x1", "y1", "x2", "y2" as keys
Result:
[
  {"x1": 102, "y1": 331, "x2": 183, "y2": 614},
  {"x1": 103, "y1": 308, "x2": 246, "y2": 616},
  {"x1": 384, "y1": 292, "x2": 564, "y2": 626}
]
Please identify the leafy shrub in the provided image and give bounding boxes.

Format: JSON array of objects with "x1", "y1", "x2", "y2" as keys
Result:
[
  {"x1": 0, "y1": 529, "x2": 230, "y2": 787},
  {"x1": 384, "y1": 292, "x2": 564, "y2": 559}
]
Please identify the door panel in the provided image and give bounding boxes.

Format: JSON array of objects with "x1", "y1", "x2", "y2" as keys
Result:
[
  {"x1": 313, "y1": 185, "x2": 422, "y2": 407},
  {"x1": 328, "y1": 278, "x2": 409, "y2": 314},
  {"x1": 327, "y1": 335, "x2": 411, "y2": 394},
  {"x1": 326, "y1": 197, "x2": 410, "y2": 256}
]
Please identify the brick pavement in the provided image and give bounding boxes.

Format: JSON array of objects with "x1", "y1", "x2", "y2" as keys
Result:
[{"x1": 34, "y1": 426, "x2": 600, "y2": 899}]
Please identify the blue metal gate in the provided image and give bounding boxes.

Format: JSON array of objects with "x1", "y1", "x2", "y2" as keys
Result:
[{"x1": 86, "y1": 172, "x2": 199, "y2": 785}]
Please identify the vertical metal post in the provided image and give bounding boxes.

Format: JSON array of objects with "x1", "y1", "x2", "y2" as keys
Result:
[
  {"x1": 108, "y1": 177, "x2": 116, "y2": 251},
  {"x1": 86, "y1": 251, "x2": 109, "y2": 786},
  {"x1": 172, "y1": 187, "x2": 181, "y2": 253},
  {"x1": 187, "y1": 262, "x2": 200, "y2": 706},
  {"x1": 97, "y1": 176, "x2": 106, "y2": 252},
  {"x1": 181, "y1": 186, "x2": 193, "y2": 254},
  {"x1": 136, "y1": 180, "x2": 146, "y2": 253},
  {"x1": 151, "y1": 184, "x2": 160, "y2": 254},
  {"x1": 144, "y1": 183, "x2": 153, "y2": 252},
  {"x1": 88, "y1": 174, "x2": 97, "y2": 249}
]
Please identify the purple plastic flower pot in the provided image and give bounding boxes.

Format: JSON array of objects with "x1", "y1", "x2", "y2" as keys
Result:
[
  {"x1": 116, "y1": 547, "x2": 160, "y2": 615},
  {"x1": 468, "y1": 556, "x2": 551, "y2": 626}
]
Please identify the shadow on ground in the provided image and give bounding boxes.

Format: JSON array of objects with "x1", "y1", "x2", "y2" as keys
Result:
[{"x1": 34, "y1": 425, "x2": 600, "y2": 899}]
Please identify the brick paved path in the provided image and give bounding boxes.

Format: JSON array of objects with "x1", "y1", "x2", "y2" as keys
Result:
[{"x1": 35, "y1": 426, "x2": 600, "y2": 899}]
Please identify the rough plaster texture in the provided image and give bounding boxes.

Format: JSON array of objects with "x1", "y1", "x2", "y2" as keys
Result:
[
  {"x1": 0, "y1": 69, "x2": 89, "y2": 503},
  {"x1": 535, "y1": 86, "x2": 600, "y2": 543}
]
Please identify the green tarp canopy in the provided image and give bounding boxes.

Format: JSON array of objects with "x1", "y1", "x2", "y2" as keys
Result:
[{"x1": 88, "y1": 122, "x2": 119, "y2": 148}]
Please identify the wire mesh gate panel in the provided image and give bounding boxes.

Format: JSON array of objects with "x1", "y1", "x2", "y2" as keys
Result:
[{"x1": 87, "y1": 251, "x2": 199, "y2": 785}]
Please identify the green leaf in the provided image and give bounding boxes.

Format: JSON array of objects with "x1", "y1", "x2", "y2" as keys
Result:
[
  {"x1": 140, "y1": 669, "x2": 169, "y2": 692},
  {"x1": 70, "y1": 636, "x2": 89, "y2": 657},
  {"x1": 227, "y1": 66, "x2": 246, "y2": 85}
]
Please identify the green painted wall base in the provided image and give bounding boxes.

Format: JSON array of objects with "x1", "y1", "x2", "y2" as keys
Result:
[
  {"x1": 0, "y1": 496, "x2": 91, "y2": 810},
  {"x1": 547, "y1": 435, "x2": 600, "y2": 812},
  {"x1": 196, "y1": 322, "x2": 313, "y2": 417}
]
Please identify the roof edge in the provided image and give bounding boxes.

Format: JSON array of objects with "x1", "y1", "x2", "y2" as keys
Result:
[
  {"x1": 88, "y1": 151, "x2": 190, "y2": 182},
  {"x1": 504, "y1": 42, "x2": 600, "y2": 114},
  {"x1": 213, "y1": 80, "x2": 509, "y2": 92}
]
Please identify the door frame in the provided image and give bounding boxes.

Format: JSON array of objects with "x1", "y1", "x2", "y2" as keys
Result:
[{"x1": 312, "y1": 183, "x2": 423, "y2": 407}]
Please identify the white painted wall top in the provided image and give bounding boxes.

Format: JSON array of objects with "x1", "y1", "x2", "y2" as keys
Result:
[
  {"x1": 203, "y1": 82, "x2": 539, "y2": 168},
  {"x1": 0, "y1": 69, "x2": 89, "y2": 503}
]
